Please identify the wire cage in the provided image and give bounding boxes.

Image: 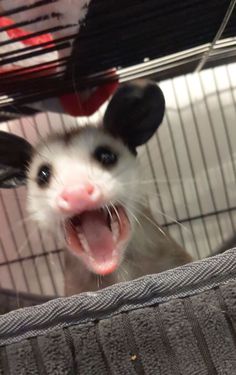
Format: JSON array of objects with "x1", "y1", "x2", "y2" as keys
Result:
[{"x1": 0, "y1": 0, "x2": 236, "y2": 311}]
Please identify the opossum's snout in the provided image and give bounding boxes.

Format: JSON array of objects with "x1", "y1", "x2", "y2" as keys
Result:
[{"x1": 57, "y1": 182, "x2": 103, "y2": 214}]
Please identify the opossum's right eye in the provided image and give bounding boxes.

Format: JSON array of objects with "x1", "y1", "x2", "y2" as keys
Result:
[
  {"x1": 94, "y1": 146, "x2": 118, "y2": 167},
  {"x1": 36, "y1": 164, "x2": 52, "y2": 187}
]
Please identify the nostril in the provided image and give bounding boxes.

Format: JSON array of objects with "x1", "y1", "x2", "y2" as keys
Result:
[
  {"x1": 61, "y1": 194, "x2": 68, "y2": 202},
  {"x1": 60, "y1": 190, "x2": 71, "y2": 203},
  {"x1": 86, "y1": 183, "x2": 94, "y2": 195},
  {"x1": 58, "y1": 195, "x2": 70, "y2": 212}
]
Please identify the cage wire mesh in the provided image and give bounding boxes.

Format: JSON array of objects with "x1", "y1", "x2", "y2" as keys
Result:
[
  {"x1": 0, "y1": 1, "x2": 235, "y2": 308},
  {"x1": 0, "y1": 0, "x2": 236, "y2": 115},
  {"x1": 0, "y1": 63, "x2": 236, "y2": 298}
]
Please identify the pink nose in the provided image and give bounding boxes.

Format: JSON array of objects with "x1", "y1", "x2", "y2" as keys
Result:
[{"x1": 58, "y1": 183, "x2": 102, "y2": 213}]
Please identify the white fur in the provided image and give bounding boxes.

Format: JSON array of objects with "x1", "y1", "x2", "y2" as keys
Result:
[
  {"x1": 25, "y1": 126, "x2": 191, "y2": 295},
  {"x1": 27, "y1": 127, "x2": 139, "y2": 243}
]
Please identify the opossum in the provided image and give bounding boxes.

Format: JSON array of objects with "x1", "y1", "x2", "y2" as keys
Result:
[{"x1": 0, "y1": 80, "x2": 192, "y2": 296}]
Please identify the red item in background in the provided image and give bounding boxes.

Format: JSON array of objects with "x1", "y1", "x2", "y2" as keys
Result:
[
  {"x1": 0, "y1": 16, "x2": 55, "y2": 74},
  {"x1": 0, "y1": 16, "x2": 53, "y2": 46},
  {"x1": 0, "y1": 16, "x2": 119, "y2": 116},
  {"x1": 60, "y1": 81, "x2": 119, "y2": 116}
]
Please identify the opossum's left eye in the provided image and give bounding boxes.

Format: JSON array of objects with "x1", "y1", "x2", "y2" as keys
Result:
[
  {"x1": 94, "y1": 146, "x2": 118, "y2": 167},
  {"x1": 36, "y1": 164, "x2": 52, "y2": 187}
]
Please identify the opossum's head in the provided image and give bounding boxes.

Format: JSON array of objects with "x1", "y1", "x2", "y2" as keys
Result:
[{"x1": 0, "y1": 81, "x2": 165, "y2": 275}]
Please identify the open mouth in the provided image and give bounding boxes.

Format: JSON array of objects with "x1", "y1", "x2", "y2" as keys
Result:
[{"x1": 63, "y1": 205, "x2": 130, "y2": 275}]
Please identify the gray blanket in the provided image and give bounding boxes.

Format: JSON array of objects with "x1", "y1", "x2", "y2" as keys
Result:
[{"x1": 0, "y1": 249, "x2": 236, "y2": 374}]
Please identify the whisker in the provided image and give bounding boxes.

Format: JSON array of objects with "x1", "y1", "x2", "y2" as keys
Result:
[
  {"x1": 0, "y1": 212, "x2": 40, "y2": 247},
  {"x1": 105, "y1": 204, "x2": 113, "y2": 223},
  {"x1": 116, "y1": 199, "x2": 142, "y2": 228},
  {"x1": 120, "y1": 264, "x2": 129, "y2": 278},
  {"x1": 99, "y1": 275, "x2": 103, "y2": 288},
  {"x1": 112, "y1": 162, "x2": 138, "y2": 181},
  {"x1": 153, "y1": 209, "x2": 190, "y2": 232},
  {"x1": 110, "y1": 203, "x2": 121, "y2": 227},
  {"x1": 96, "y1": 274, "x2": 103, "y2": 289},
  {"x1": 13, "y1": 213, "x2": 38, "y2": 229},
  {"x1": 117, "y1": 267, "x2": 128, "y2": 282},
  {"x1": 121, "y1": 256, "x2": 141, "y2": 271},
  {"x1": 120, "y1": 178, "x2": 183, "y2": 186},
  {"x1": 119, "y1": 199, "x2": 167, "y2": 237},
  {"x1": 119, "y1": 193, "x2": 190, "y2": 234},
  {"x1": 18, "y1": 228, "x2": 38, "y2": 256}
]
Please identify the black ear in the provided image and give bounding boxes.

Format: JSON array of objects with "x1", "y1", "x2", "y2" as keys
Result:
[
  {"x1": 0, "y1": 131, "x2": 33, "y2": 188},
  {"x1": 103, "y1": 80, "x2": 165, "y2": 150}
]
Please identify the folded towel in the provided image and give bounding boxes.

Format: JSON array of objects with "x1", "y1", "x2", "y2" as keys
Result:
[{"x1": 0, "y1": 249, "x2": 235, "y2": 374}]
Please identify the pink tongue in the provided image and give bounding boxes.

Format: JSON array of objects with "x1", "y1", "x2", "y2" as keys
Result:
[{"x1": 80, "y1": 211, "x2": 115, "y2": 263}]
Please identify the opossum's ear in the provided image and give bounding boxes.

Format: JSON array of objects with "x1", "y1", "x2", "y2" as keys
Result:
[
  {"x1": 0, "y1": 131, "x2": 33, "y2": 188},
  {"x1": 103, "y1": 80, "x2": 165, "y2": 151}
]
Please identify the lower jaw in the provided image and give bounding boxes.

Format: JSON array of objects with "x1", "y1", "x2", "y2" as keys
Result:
[
  {"x1": 86, "y1": 259, "x2": 120, "y2": 276},
  {"x1": 66, "y1": 243, "x2": 123, "y2": 276}
]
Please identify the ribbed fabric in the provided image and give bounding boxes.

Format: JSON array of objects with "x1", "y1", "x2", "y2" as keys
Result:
[
  {"x1": 0, "y1": 249, "x2": 235, "y2": 374},
  {"x1": 0, "y1": 289, "x2": 52, "y2": 315}
]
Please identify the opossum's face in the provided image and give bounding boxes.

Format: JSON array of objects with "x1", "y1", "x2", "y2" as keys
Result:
[
  {"x1": 0, "y1": 80, "x2": 165, "y2": 275},
  {"x1": 27, "y1": 127, "x2": 138, "y2": 275}
]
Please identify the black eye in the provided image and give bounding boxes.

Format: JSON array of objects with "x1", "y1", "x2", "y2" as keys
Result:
[
  {"x1": 94, "y1": 146, "x2": 118, "y2": 167},
  {"x1": 36, "y1": 164, "x2": 52, "y2": 187}
]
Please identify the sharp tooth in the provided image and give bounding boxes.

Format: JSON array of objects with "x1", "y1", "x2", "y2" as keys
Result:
[
  {"x1": 103, "y1": 208, "x2": 111, "y2": 230},
  {"x1": 111, "y1": 216, "x2": 120, "y2": 242},
  {"x1": 77, "y1": 230, "x2": 90, "y2": 254},
  {"x1": 104, "y1": 208, "x2": 110, "y2": 220},
  {"x1": 107, "y1": 213, "x2": 111, "y2": 229}
]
